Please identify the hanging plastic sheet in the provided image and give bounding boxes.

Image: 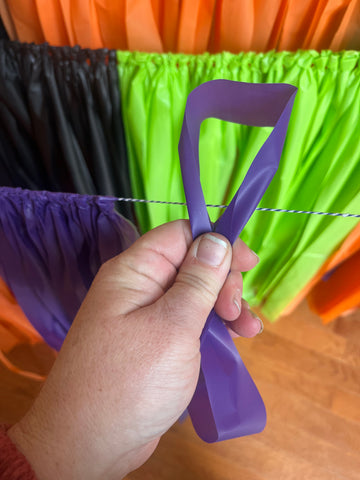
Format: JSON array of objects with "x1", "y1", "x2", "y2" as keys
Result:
[
  {"x1": 94, "y1": 0, "x2": 127, "y2": 50},
  {"x1": 176, "y1": 0, "x2": 216, "y2": 53},
  {"x1": 117, "y1": 49, "x2": 360, "y2": 321},
  {"x1": 179, "y1": 79, "x2": 296, "y2": 441},
  {"x1": 280, "y1": 221, "x2": 360, "y2": 318},
  {"x1": 303, "y1": 0, "x2": 359, "y2": 51},
  {"x1": 307, "y1": 248, "x2": 360, "y2": 322},
  {"x1": 0, "y1": 276, "x2": 51, "y2": 382},
  {"x1": 1, "y1": 0, "x2": 359, "y2": 52},
  {"x1": 211, "y1": 0, "x2": 254, "y2": 52},
  {"x1": 35, "y1": 0, "x2": 70, "y2": 46},
  {"x1": 0, "y1": 277, "x2": 57, "y2": 424},
  {"x1": 306, "y1": 222, "x2": 360, "y2": 322},
  {"x1": 0, "y1": 1, "x2": 14, "y2": 40},
  {"x1": 0, "y1": 41, "x2": 134, "y2": 220},
  {"x1": 330, "y1": 0, "x2": 360, "y2": 51},
  {"x1": 4, "y1": 0, "x2": 45, "y2": 44},
  {"x1": 0, "y1": 187, "x2": 139, "y2": 351}
]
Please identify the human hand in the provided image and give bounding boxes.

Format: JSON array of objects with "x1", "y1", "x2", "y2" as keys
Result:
[{"x1": 9, "y1": 220, "x2": 262, "y2": 480}]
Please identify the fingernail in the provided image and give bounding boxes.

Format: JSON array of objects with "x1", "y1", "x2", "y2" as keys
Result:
[
  {"x1": 196, "y1": 234, "x2": 228, "y2": 266},
  {"x1": 256, "y1": 316, "x2": 264, "y2": 334},
  {"x1": 244, "y1": 301, "x2": 264, "y2": 334},
  {"x1": 233, "y1": 289, "x2": 242, "y2": 316},
  {"x1": 250, "y1": 249, "x2": 260, "y2": 263},
  {"x1": 251, "y1": 311, "x2": 264, "y2": 334},
  {"x1": 234, "y1": 298, "x2": 241, "y2": 316}
]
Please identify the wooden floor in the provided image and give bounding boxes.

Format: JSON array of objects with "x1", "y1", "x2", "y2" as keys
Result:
[
  {"x1": 126, "y1": 302, "x2": 360, "y2": 480},
  {"x1": 1, "y1": 302, "x2": 359, "y2": 479}
]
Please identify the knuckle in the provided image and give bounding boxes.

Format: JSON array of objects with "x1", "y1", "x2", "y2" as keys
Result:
[
  {"x1": 97, "y1": 256, "x2": 120, "y2": 277},
  {"x1": 176, "y1": 269, "x2": 219, "y2": 306},
  {"x1": 96, "y1": 259, "x2": 112, "y2": 278}
]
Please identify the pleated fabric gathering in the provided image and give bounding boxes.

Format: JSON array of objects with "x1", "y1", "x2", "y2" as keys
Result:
[
  {"x1": 0, "y1": 40, "x2": 134, "y2": 220},
  {"x1": 0, "y1": 42, "x2": 358, "y2": 326},
  {"x1": 1, "y1": 0, "x2": 359, "y2": 52},
  {"x1": 0, "y1": 187, "x2": 139, "y2": 351},
  {"x1": 116, "y1": 49, "x2": 360, "y2": 320}
]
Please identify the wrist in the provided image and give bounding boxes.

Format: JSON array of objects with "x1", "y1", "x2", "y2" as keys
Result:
[
  {"x1": 0, "y1": 424, "x2": 36, "y2": 480},
  {"x1": 8, "y1": 411, "x2": 152, "y2": 480},
  {"x1": 8, "y1": 416, "x2": 58, "y2": 480}
]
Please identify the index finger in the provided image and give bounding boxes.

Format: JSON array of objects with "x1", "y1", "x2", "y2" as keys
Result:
[{"x1": 231, "y1": 237, "x2": 259, "y2": 272}]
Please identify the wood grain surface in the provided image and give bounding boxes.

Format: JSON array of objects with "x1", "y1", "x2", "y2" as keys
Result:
[
  {"x1": 1, "y1": 302, "x2": 359, "y2": 479},
  {"x1": 126, "y1": 302, "x2": 360, "y2": 480}
]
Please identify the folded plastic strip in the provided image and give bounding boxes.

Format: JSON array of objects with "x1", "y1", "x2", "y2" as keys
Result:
[
  {"x1": 178, "y1": 80, "x2": 297, "y2": 442},
  {"x1": 0, "y1": 187, "x2": 139, "y2": 351}
]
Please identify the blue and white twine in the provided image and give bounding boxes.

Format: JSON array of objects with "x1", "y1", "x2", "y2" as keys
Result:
[{"x1": 115, "y1": 197, "x2": 360, "y2": 219}]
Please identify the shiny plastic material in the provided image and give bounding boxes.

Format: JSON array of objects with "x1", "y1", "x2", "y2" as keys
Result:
[
  {"x1": 0, "y1": 187, "x2": 139, "y2": 351},
  {"x1": 0, "y1": 276, "x2": 50, "y2": 382},
  {"x1": 0, "y1": 41, "x2": 133, "y2": 220},
  {"x1": 307, "y1": 221, "x2": 360, "y2": 322},
  {"x1": 2, "y1": 0, "x2": 359, "y2": 52},
  {"x1": 179, "y1": 80, "x2": 297, "y2": 441},
  {"x1": 117, "y1": 50, "x2": 360, "y2": 321}
]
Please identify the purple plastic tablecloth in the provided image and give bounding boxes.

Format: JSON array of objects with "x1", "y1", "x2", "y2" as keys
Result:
[{"x1": 0, "y1": 187, "x2": 138, "y2": 350}]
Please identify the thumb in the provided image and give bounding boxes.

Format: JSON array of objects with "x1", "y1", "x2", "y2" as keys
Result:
[{"x1": 160, "y1": 232, "x2": 232, "y2": 336}]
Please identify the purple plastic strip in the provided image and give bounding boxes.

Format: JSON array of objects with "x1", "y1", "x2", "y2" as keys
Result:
[{"x1": 179, "y1": 80, "x2": 297, "y2": 442}]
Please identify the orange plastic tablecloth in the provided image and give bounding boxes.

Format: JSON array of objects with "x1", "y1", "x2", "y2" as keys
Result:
[
  {"x1": 0, "y1": 277, "x2": 55, "y2": 382},
  {"x1": 281, "y1": 222, "x2": 360, "y2": 322},
  {"x1": 307, "y1": 248, "x2": 360, "y2": 322},
  {"x1": 2, "y1": 0, "x2": 359, "y2": 52},
  {"x1": 4, "y1": 0, "x2": 45, "y2": 44},
  {"x1": 0, "y1": 0, "x2": 18, "y2": 40}
]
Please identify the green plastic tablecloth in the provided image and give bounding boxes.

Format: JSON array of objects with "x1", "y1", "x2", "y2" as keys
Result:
[{"x1": 117, "y1": 50, "x2": 360, "y2": 320}]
